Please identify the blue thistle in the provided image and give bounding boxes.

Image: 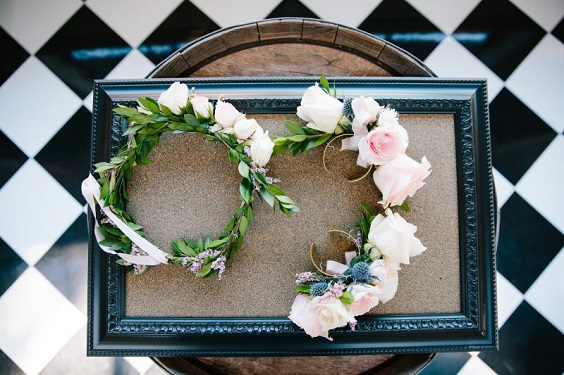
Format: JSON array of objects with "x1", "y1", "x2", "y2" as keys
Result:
[
  {"x1": 343, "y1": 97, "x2": 354, "y2": 117},
  {"x1": 310, "y1": 282, "x2": 328, "y2": 297},
  {"x1": 352, "y1": 262, "x2": 371, "y2": 282}
]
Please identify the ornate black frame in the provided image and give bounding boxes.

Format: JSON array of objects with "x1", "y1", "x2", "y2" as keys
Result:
[{"x1": 87, "y1": 77, "x2": 497, "y2": 356}]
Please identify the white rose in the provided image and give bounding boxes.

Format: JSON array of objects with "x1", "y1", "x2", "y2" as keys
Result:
[
  {"x1": 351, "y1": 96, "x2": 381, "y2": 131},
  {"x1": 296, "y1": 84, "x2": 343, "y2": 133},
  {"x1": 250, "y1": 131, "x2": 274, "y2": 167},
  {"x1": 369, "y1": 259, "x2": 400, "y2": 303},
  {"x1": 367, "y1": 208, "x2": 426, "y2": 264},
  {"x1": 190, "y1": 94, "x2": 213, "y2": 119},
  {"x1": 157, "y1": 82, "x2": 189, "y2": 115},
  {"x1": 214, "y1": 100, "x2": 243, "y2": 128},
  {"x1": 234, "y1": 118, "x2": 260, "y2": 140},
  {"x1": 309, "y1": 297, "x2": 355, "y2": 339},
  {"x1": 349, "y1": 284, "x2": 380, "y2": 316},
  {"x1": 373, "y1": 154, "x2": 431, "y2": 208}
]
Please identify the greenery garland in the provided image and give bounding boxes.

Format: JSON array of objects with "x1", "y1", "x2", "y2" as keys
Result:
[{"x1": 90, "y1": 82, "x2": 298, "y2": 278}]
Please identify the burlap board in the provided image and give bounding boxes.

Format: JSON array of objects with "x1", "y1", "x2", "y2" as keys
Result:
[{"x1": 125, "y1": 113, "x2": 460, "y2": 317}]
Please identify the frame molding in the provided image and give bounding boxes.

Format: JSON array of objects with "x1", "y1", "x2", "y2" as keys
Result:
[{"x1": 88, "y1": 77, "x2": 497, "y2": 356}]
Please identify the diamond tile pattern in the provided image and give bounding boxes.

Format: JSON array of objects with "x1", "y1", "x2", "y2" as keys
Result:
[{"x1": 0, "y1": 1, "x2": 562, "y2": 374}]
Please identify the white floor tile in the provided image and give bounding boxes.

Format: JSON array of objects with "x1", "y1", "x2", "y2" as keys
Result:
[
  {"x1": 86, "y1": 0, "x2": 183, "y2": 47},
  {"x1": 525, "y1": 248, "x2": 564, "y2": 333},
  {"x1": 190, "y1": 0, "x2": 281, "y2": 28},
  {"x1": 83, "y1": 92, "x2": 94, "y2": 113},
  {"x1": 0, "y1": 56, "x2": 82, "y2": 157},
  {"x1": 492, "y1": 168, "x2": 515, "y2": 209},
  {"x1": 300, "y1": 0, "x2": 382, "y2": 28},
  {"x1": 457, "y1": 356, "x2": 497, "y2": 375},
  {"x1": 407, "y1": 0, "x2": 481, "y2": 34},
  {"x1": 0, "y1": 159, "x2": 83, "y2": 266},
  {"x1": 516, "y1": 135, "x2": 564, "y2": 233},
  {"x1": 124, "y1": 357, "x2": 155, "y2": 374},
  {"x1": 424, "y1": 36, "x2": 504, "y2": 102},
  {"x1": 509, "y1": 0, "x2": 564, "y2": 31},
  {"x1": 0, "y1": 267, "x2": 85, "y2": 375},
  {"x1": 0, "y1": 0, "x2": 82, "y2": 54},
  {"x1": 105, "y1": 49, "x2": 156, "y2": 80},
  {"x1": 506, "y1": 34, "x2": 564, "y2": 134},
  {"x1": 496, "y1": 272, "x2": 524, "y2": 328}
]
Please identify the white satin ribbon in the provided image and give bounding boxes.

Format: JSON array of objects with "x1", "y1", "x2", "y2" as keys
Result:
[
  {"x1": 81, "y1": 174, "x2": 168, "y2": 266},
  {"x1": 325, "y1": 251, "x2": 357, "y2": 276}
]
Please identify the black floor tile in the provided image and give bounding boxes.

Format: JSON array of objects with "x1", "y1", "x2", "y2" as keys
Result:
[
  {"x1": 267, "y1": 0, "x2": 320, "y2": 19},
  {"x1": 0, "y1": 27, "x2": 30, "y2": 86},
  {"x1": 0, "y1": 349, "x2": 25, "y2": 375},
  {"x1": 35, "y1": 106, "x2": 92, "y2": 202},
  {"x1": 35, "y1": 214, "x2": 88, "y2": 314},
  {"x1": 358, "y1": 0, "x2": 445, "y2": 61},
  {"x1": 489, "y1": 88, "x2": 556, "y2": 184},
  {"x1": 479, "y1": 301, "x2": 564, "y2": 375},
  {"x1": 0, "y1": 237, "x2": 28, "y2": 297},
  {"x1": 453, "y1": 0, "x2": 545, "y2": 80},
  {"x1": 0, "y1": 130, "x2": 28, "y2": 189},
  {"x1": 139, "y1": 2, "x2": 219, "y2": 65},
  {"x1": 497, "y1": 194, "x2": 564, "y2": 293},
  {"x1": 552, "y1": 16, "x2": 564, "y2": 44},
  {"x1": 419, "y1": 352, "x2": 471, "y2": 375},
  {"x1": 36, "y1": 6, "x2": 130, "y2": 98}
]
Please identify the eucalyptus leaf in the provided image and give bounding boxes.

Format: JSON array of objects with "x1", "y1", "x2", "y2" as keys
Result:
[{"x1": 238, "y1": 161, "x2": 250, "y2": 178}]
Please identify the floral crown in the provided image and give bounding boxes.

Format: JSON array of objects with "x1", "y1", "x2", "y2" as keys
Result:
[
  {"x1": 276, "y1": 75, "x2": 432, "y2": 340},
  {"x1": 82, "y1": 82, "x2": 298, "y2": 278}
]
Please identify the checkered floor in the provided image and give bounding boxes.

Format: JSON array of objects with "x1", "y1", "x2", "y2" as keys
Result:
[{"x1": 0, "y1": 0, "x2": 563, "y2": 374}]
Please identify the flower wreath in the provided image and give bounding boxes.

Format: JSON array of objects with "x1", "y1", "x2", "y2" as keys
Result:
[
  {"x1": 82, "y1": 82, "x2": 298, "y2": 278},
  {"x1": 278, "y1": 75, "x2": 432, "y2": 339}
]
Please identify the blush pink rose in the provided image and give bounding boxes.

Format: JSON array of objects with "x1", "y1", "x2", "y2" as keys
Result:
[
  {"x1": 357, "y1": 127, "x2": 409, "y2": 167},
  {"x1": 373, "y1": 154, "x2": 431, "y2": 208},
  {"x1": 349, "y1": 284, "x2": 380, "y2": 316},
  {"x1": 288, "y1": 295, "x2": 326, "y2": 339}
]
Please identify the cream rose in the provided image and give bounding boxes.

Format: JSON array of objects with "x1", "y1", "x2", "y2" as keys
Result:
[
  {"x1": 157, "y1": 82, "x2": 189, "y2": 115},
  {"x1": 356, "y1": 127, "x2": 409, "y2": 167},
  {"x1": 190, "y1": 94, "x2": 213, "y2": 119},
  {"x1": 349, "y1": 284, "x2": 380, "y2": 316},
  {"x1": 288, "y1": 295, "x2": 326, "y2": 339},
  {"x1": 234, "y1": 118, "x2": 260, "y2": 140},
  {"x1": 249, "y1": 130, "x2": 274, "y2": 167},
  {"x1": 373, "y1": 154, "x2": 431, "y2": 208},
  {"x1": 309, "y1": 297, "x2": 355, "y2": 339},
  {"x1": 214, "y1": 100, "x2": 243, "y2": 128},
  {"x1": 369, "y1": 259, "x2": 400, "y2": 303},
  {"x1": 296, "y1": 84, "x2": 343, "y2": 133},
  {"x1": 367, "y1": 208, "x2": 426, "y2": 264}
]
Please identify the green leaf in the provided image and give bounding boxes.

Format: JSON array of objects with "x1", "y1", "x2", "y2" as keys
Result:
[
  {"x1": 138, "y1": 97, "x2": 160, "y2": 113},
  {"x1": 399, "y1": 200, "x2": 410, "y2": 212},
  {"x1": 167, "y1": 122, "x2": 194, "y2": 132},
  {"x1": 127, "y1": 222, "x2": 143, "y2": 231},
  {"x1": 313, "y1": 134, "x2": 332, "y2": 147},
  {"x1": 228, "y1": 148, "x2": 239, "y2": 163},
  {"x1": 160, "y1": 104, "x2": 174, "y2": 117},
  {"x1": 239, "y1": 216, "x2": 249, "y2": 235},
  {"x1": 196, "y1": 263, "x2": 213, "y2": 278},
  {"x1": 272, "y1": 143, "x2": 288, "y2": 157},
  {"x1": 174, "y1": 240, "x2": 197, "y2": 257},
  {"x1": 238, "y1": 161, "x2": 250, "y2": 178},
  {"x1": 339, "y1": 291, "x2": 354, "y2": 305},
  {"x1": 265, "y1": 184, "x2": 285, "y2": 196},
  {"x1": 288, "y1": 134, "x2": 308, "y2": 142},
  {"x1": 276, "y1": 195, "x2": 295, "y2": 205},
  {"x1": 296, "y1": 284, "x2": 312, "y2": 293},
  {"x1": 319, "y1": 73, "x2": 330, "y2": 93},
  {"x1": 94, "y1": 163, "x2": 115, "y2": 173},
  {"x1": 184, "y1": 114, "x2": 200, "y2": 127},
  {"x1": 113, "y1": 106, "x2": 141, "y2": 118},
  {"x1": 207, "y1": 238, "x2": 228, "y2": 249},
  {"x1": 197, "y1": 237, "x2": 204, "y2": 252},
  {"x1": 239, "y1": 178, "x2": 252, "y2": 203},
  {"x1": 122, "y1": 123, "x2": 145, "y2": 136},
  {"x1": 284, "y1": 120, "x2": 306, "y2": 135},
  {"x1": 260, "y1": 187, "x2": 275, "y2": 207}
]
